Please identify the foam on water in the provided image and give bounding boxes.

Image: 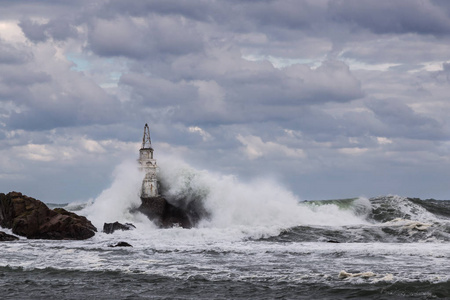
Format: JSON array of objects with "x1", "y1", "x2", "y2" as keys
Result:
[
  {"x1": 3, "y1": 237, "x2": 449, "y2": 283},
  {"x1": 338, "y1": 270, "x2": 376, "y2": 279},
  {"x1": 383, "y1": 218, "x2": 432, "y2": 231}
]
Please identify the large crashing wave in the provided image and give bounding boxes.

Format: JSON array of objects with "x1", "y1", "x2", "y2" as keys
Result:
[
  {"x1": 153, "y1": 156, "x2": 374, "y2": 229},
  {"x1": 75, "y1": 157, "x2": 450, "y2": 242},
  {"x1": 78, "y1": 157, "x2": 370, "y2": 234}
]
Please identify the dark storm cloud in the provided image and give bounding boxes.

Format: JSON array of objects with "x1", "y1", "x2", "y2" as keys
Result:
[
  {"x1": 432, "y1": 62, "x2": 450, "y2": 83},
  {"x1": 44, "y1": 18, "x2": 79, "y2": 41},
  {"x1": 0, "y1": 44, "x2": 123, "y2": 131},
  {"x1": 1, "y1": 67, "x2": 51, "y2": 86},
  {"x1": 0, "y1": 40, "x2": 32, "y2": 64},
  {"x1": 0, "y1": 63, "x2": 48, "y2": 105},
  {"x1": 329, "y1": 0, "x2": 450, "y2": 35},
  {"x1": 18, "y1": 19, "x2": 47, "y2": 42},
  {"x1": 102, "y1": 0, "x2": 325, "y2": 29},
  {"x1": 119, "y1": 72, "x2": 198, "y2": 107},
  {"x1": 242, "y1": 0, "x2": 327, "y2": 30},
  {"x1": 367, "y1": 99, "x2": 447, "y2": 140},
  {"x1": 4, "y1": 78, "x2": 124, "y2": 130},
  {"x1": 339, "y1": 36, "x2": 450, "y2": 65},
  {"x1": 0, "y1": 0, "x2": 96, "y2": 19},
  {"x1": 100, "y1": 0, "x2": 330, "y2": 57},
  {"x1": 80, "y1": 0, "x2": 450, "y2": 66},
  {"x1": 102, "y1": 0, "x2": 219, "y2": 21},
  {"x1": 119, "y1": 55, "x2": 363, "y2": 126},
  {"x1": 87, "y1": 14, "x2": 204, "y2": 59},
  {"x1": 19, "y1": 18, "x2": 78, "y2": 43},
  {"x1": 220, "y1": 60, "x2": 362, "y2": 110}
]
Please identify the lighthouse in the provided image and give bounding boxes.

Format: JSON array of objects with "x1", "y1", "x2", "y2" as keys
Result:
[{"x1": 139, "y1": 123, "x2": 159, "y2": 198}]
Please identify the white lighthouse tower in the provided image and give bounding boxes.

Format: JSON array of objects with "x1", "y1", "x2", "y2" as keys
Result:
[{"x1": 139, "y1": 123, "x2": 159, "y2": 198}]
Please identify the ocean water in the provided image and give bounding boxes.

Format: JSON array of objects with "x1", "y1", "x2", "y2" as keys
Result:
[{"x1": 1, "y1": 160, "x2": 450, "y2": 299}]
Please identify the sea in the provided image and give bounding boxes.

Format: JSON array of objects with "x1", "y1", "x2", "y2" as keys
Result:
[{"x1": 1, "y1": 160, "x2": 449, "y2": 299}]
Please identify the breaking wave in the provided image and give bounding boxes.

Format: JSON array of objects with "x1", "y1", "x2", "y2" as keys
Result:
[{"x1": 74, "y1": 157, "x2": 450, "y2": 242}]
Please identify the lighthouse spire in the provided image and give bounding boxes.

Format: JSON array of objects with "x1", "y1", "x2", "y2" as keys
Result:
[{"x1": 142, "y1": 123, "x2": 152, "y2": 149}]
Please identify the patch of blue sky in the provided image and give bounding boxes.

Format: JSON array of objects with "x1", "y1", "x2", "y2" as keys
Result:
[
  {"x1": 100, "y1": 71, "x2": 123, "y2": 88},
  {"x1": 66, "y1": 53, "x2": 91, "y2": 72},
  {"x1": 109, "y1": 71, "x2": 121, "y2": 82},
  {"x1": 66, "y1": 54, "x2": 126, "y2": 88}
]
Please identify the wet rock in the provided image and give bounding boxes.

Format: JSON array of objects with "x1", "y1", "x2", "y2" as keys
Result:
[
  {"x1": 108, "y1": 241, "x2": 132, "y2": 247},
  {"x1": 0, "y1": 231, "x2": 19, "y2": 241},
  {"x1": 0, "y1": 192, "x2": 97, "y2": 240},
  {"x1": 137, "y1": 194, "x2": 210, "y2": 229},
  {"x1": 103, "y1": 222, "x2": 136, "y2": 234},
  {"x1": 138, "y1": 196, "x2": 192, "y2": 228}
]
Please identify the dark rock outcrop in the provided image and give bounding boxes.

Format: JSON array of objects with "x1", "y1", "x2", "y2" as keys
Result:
[
  {"x1": 139, "y1": 196, "x2": 192, "y2": 228},
  {"x1": 170, "y1": 196, "x2": 209, "y2": 226},
  {"x1": 103, "y1": 222, "x2": 136, "y2": 234},
  {"x1": 137, "y1": 191, "x2": 211, "y2": 229},
  {"x1": 0, "y1": 231, "x2": 19, "y2": 241},
  {"x1": 108, "y1": 241, "x2": 132, "y2": 247},
  {"x1": 0, "y1": 192, "x2": 97, "y2": 240}
]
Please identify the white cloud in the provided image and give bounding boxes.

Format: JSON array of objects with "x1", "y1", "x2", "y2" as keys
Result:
[
  {"x1": 188, "y1": 126, "x2": 212, "y2": 141},
  {"x1": 237, "y1": 134, "x2": 305, "y2": 160},
  {"x1": 9, "y1": 135, "x2": 137, "y2": 163},
  {"x1": 0, "y1": 21, "x2": 27, "y2": 43},
  {"x1": 376, "y1": 137, "x2": 393, "y2": 145},
  {"x1": 337, "y1": 147, "x2": 368, "y2": 155}
]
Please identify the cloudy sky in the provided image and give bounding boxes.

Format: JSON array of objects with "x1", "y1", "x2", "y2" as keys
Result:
[{"x1": 2, "y1": 0, "x2": 450, "y2": 202}]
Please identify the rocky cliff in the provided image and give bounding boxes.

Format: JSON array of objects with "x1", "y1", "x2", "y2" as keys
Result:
[{"x1": 0, "y1": 192, "x2": 97, "y2": 240}]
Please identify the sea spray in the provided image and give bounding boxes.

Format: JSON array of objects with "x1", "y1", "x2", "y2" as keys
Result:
[
  {"x1": 80, "y1": 155, "x2": 372, "y2": 240},
  {"x1": 80, "y1": 160, "x2": 146, "y2": 228},
  {"x1": 300, "y1": 197, "x2": 372, "y2": 225},
  {"x1": 156, "y1": 156, "x2": 372, "y2": 235},
  {"x1": 157, "y1": 156, "x2": 307, "y2": 236}
]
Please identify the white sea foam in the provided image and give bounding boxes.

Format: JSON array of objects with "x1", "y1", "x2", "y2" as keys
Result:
[
  {"x1": 384, "y1": 218, "x2": 432, "y2": 231},
  {"x1": 338, "y1": 270, "x2": 376, "y2": 279},
  {"x1": 373, "y1": 273, "x2": 394, "y2": 282}
]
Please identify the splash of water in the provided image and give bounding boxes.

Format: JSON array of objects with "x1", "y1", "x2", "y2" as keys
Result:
[
  {"x1": 156, "y1": 156, "x2": 371, "y2": 229},
  {"x1": 81, "y1": 155, "x2": 371, "y2": 239},
  {"x1": 80, "y1": 160, "x2": 149, "y2": 228}
]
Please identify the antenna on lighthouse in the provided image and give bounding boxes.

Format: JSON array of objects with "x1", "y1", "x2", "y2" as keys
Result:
[{"x1": 142, "y1": 123, "x2": 152, "y2": 149}]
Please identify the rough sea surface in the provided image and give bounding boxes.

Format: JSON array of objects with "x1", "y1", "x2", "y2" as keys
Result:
[{"x1": 1, "y1": 164, "x2": 449, "y2": 299}]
